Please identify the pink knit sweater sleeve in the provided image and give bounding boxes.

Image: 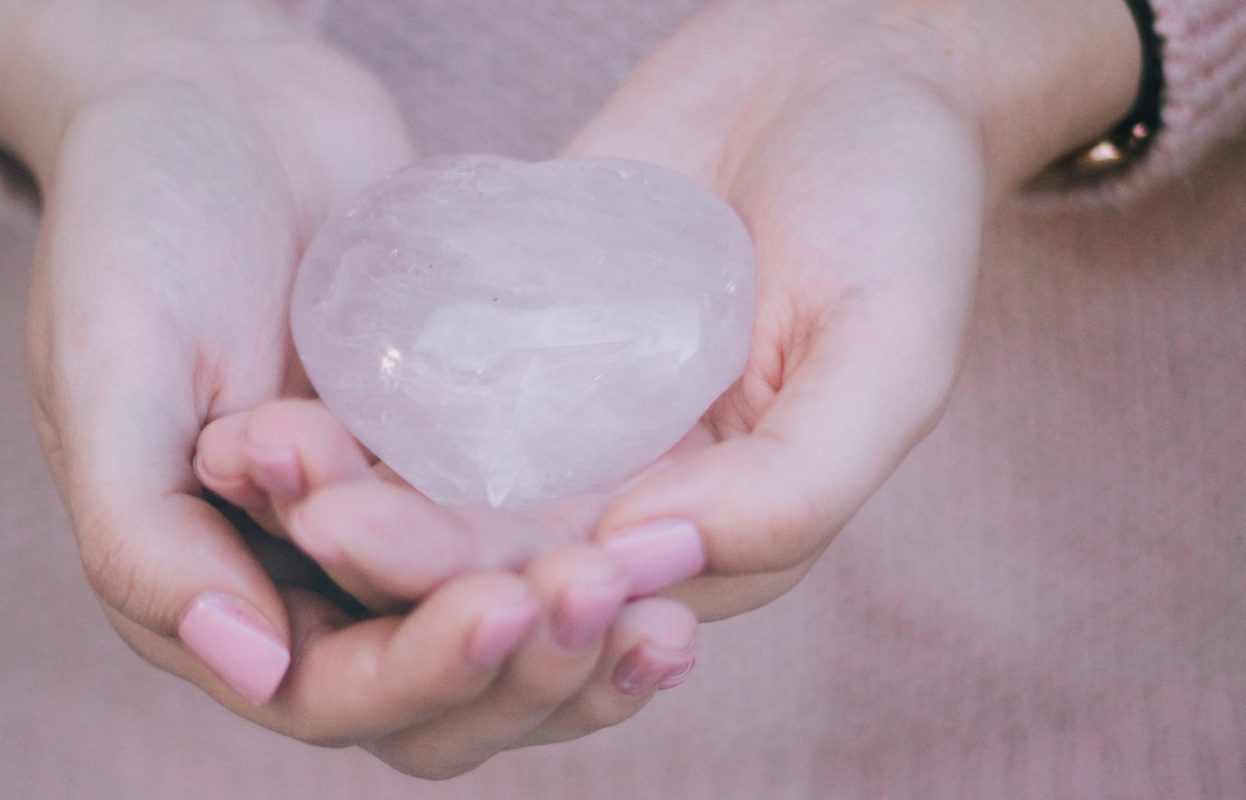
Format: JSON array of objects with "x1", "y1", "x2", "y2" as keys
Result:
[{"x1": 1032, "y1": 0, "x2": 1246, "y2": 207}]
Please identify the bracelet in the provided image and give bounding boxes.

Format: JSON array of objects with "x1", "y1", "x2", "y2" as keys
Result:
[{"x1": 1060, "y1": 0, "x2": 1165, "y2": 178}]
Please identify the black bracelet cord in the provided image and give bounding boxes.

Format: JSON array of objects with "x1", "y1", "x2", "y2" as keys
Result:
[{"x1": 1121, "y1": 0, "x2": 1164, "y2": 142}]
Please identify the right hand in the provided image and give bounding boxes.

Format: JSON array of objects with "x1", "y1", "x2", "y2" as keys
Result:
[
  {"x1": 11, "y1": 2, "x2": 693, "y2": 776},
  {"x1": 194, "y1": 398, "x2": 699, "y2": 771}
]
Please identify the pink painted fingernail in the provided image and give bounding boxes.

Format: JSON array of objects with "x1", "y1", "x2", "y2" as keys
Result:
[
  {"x1": 178, "y1": 593, "x2": 291, "y2": 706},
  {"x1": 466, "y1": 598, "x2": 541, "y2": 670},
  {"x1": 244, "y1": 441, "x2": 306, "y2": 506},
  {"x1": 656, "y1": 657, "x2": 696, "y2": 690},
  {"x1": 604, "y1": 520, "x2": 704, "y2": 597},
  {"x1": 612, "y1": 641, "x2": 697, "y2": 696},
  {"x1": 550, "y1": 575, "x2": 628, "y2": 652}
]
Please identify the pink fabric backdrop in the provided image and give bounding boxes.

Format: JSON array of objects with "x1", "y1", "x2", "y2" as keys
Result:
[{"x1": 1, "y1": 2, "x2": 1244, "y2": 797}]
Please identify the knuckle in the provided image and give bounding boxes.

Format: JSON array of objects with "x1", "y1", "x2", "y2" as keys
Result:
[
  {"x1": 245, "y1": 400, "x2": 309, "y2": 443},
  {"x1": 524, "y1": 544, "x2": 612, "y2": 589},
  {"x1": 754, "y1": 489, "x2": 825, "y2": 570},
  {"x1": 407, "y1": 655, "x2": 489, "y2": 711},
  {"x1": 350, "y1": 643, "x2": 387, "y2": 698},
  {"x1": 724, "y1": 436, "x2": 829, "y2": 572},
  {"x1": 77, "y1": 512, "x2": 153, "y2": 624},
  {"x1": 506, "y1": 668, "x2": 579, "y2": 711},
  {"x1": 573, "y1": 686, "x2": 647, "y2": 733}
]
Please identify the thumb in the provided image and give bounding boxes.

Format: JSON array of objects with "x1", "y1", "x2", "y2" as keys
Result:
[
  {"x1": 597, "y1": 306, "x2": 960, "y2": 585},
  {"x1": 592, "y1": 120, "x2": 981, "y2": 595},
  {"x1": 32, "y1": 318, "x2": 292, "y2": 707},
  {"x1": 94, "y1": 497, "x2": 293, "y2": 707}
]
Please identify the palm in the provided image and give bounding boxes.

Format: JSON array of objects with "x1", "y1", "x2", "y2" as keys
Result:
[
  {"x1": 565, "y1": 1, "x2": 985, "y2": 618},
  {"x1": 165, "y1": 41, "x2": 417, "y2": 420},
  {"x1": 571, "y1": 6, "x2": 980, "y2": 417},
  {"x1": 704, "y1": 88, "x2": 982, "y2": 443},
  {"x1": 27, "y1": 37, "x2": 413, "y2": 662}
]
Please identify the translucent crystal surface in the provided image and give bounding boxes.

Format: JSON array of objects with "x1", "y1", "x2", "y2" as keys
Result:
[{"x1": 291, "y1": 156, "x2": 756, "y2": 508}]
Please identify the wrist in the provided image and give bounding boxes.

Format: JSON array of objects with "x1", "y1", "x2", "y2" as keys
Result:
[
  {"x1": 0, "y1": 0, "x2": 296, "y2": 180},
  {"x1": 881, "y1": 0, "x2": 1143, "y2": 201}
]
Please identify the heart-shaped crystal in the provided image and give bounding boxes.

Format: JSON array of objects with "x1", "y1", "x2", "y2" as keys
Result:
[{"x1": 291, "y1": 155, "x2": 755, "y2": 508}]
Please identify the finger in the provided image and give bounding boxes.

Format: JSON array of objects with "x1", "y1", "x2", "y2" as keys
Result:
[
  {"x1": 517, "y1": 597, "x2": 697, "y2": 748},
  {"x1": 206, "y1": 497, "x2": 369, "y2": 616},
  {"x1": 198, "y1": 399, "x2": 404, "y2": 610},
  {"x1": 242, "y1": 398, "x2": 376, "y2": 508},
  {"x1": 267, "y1": 571, "x2": 541, "y2": 745},
  {"x1": 194, "y1": 399, "x2": 375, "y2": 533},
  {"x1": 600, "y1": 311, "x2": 959, "y2": 582},
  {"x1": 73, "y1": 490, "x2": 295, "y2": 707},
  {"x1": 103, "y1": 572, "x2": 537, "y2": 745},
  {"x1": 367, "y1": 546, "x2": 628, "y2": 779},
  {"x1": 103, "y1": 582, "x2": 343, "y2": 720},
  {"x1": 30, "y1": 323, "x2": 296, "y2": 707},
  {"x1": 194, "y1": 410, "x2": 277, "y2": 517},
  {"x1": 286, "y1": 482, "x2": 598, "y2": 610},
  {"x1": 25, "y1": 82, "x2": 402, "y2": 715}
]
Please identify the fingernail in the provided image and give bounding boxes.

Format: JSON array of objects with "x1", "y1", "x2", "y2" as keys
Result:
[
  {"x1": 612, "y1": 641, "x2": 697, "y2": 696},
  {"x1": 550, "y1": 575, "x2": 628, "y2": 652},
  {"x1": 244, "y1": 441, "x2": 305, "y2": 506},
  {"x1": 191, "y1": 454, "x2": 210, "y2": 485},
  {"x1": 466, "y1": 598, "x2": 541, "y2": 670},
  {"x1": 190, "y1": 452, "x2": 234, "y2": 494},
  {"x1": 178, "y1": 593, "x2": 291, "y2": 706},
  {"x1": 603, "y1": 520, "x2": 704, "y2": 597},
  {"x1": 656, "y1": 657, "x2": 696, "y2": 690}
]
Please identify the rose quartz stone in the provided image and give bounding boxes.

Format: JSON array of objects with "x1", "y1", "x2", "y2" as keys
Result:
[{"x1": 292, "y1": 156, "x2": 755, "y2": 508}]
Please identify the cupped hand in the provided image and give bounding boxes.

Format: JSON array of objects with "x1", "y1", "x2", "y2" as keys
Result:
[
  {"x1": 560, "y1": 0, "x2": 1139, "y2": 620},
  {"x1": 22, "y1": 19, "x2": 423, "y2": 714},
  {"x1": 18, "y1": 6, "x2": 697, "y2": 773}
]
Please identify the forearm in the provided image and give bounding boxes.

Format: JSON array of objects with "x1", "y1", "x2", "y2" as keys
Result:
[{"x1": 0, "y1": 0, "x2": 293, "y2": 180}]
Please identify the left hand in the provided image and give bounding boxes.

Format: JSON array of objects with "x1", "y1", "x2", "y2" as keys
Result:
[{"x1": 564, "y1": 0, "x2": 1141, "y2": 620}]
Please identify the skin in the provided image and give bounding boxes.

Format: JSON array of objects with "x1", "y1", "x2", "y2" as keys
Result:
[
  {"x1": 1, "y1": 0, "x2": 1141, "y2": 780},
  {"x1": 3, "y1": 0, "x2": 697, "y2": 776}
]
